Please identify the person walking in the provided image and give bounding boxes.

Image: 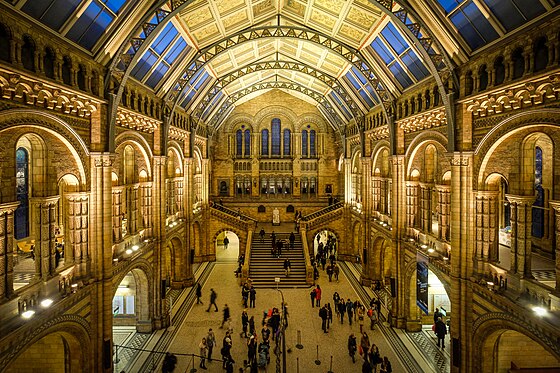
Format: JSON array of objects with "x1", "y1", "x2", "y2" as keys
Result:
[
  {"x1": 221, "y1": 304, "x2": 230, "y2": 328},
  {"x1": 357, "y1": 305, "x2": 365, "y2": 333},
  {"x1": 196, "y1": 283, "x2": 203, "y2": 304},
  {"x1": 368, "y1": 307, "x2": 378, "y2": 330},
  {"x1": 326, "y1": 264, "x2": 333, "y2": 282},
  {"x1": 315, "y1": 285, "x2": 322, "y2": 307},
  {"x1": 284, "y1": 258, "x2": 291, "y2": 276},
  {"x1": 249, "y1": 286, "x2": 256, "y2": 308},
  {"x1": 223, "y1": 235, "x2": 229, "y2": 249},
  {"x1": 289, "y1": 232, "x2": 295, "y2": 250},
  {"x1": 162, "y1": 352, "x2": 177, "y2": 373},
  {"x1": 206, "y1": 289, "x2": 218, "y2": 312},
  {"x1": 319, "y1": 305, "x2": 328, "y2": 333},
  {"x1": 368, "y1": 344, "x2": 382, "y2": 373},
  {"x1": 206, "y1": 328, "x2": 216, "y2": 361},
  {"x1": 346, "y1": 299, "x2": 354, "y2": 326},
  {"x1": 259, "y1": 228, "x2": 265, "y2": 243},
  {"x1": 338, "y1": 299, "x2": 346, "y2": 324},
  {"x1": 435, "y1": 317, "x2": 447, "y2": 348},
  {"x1": 333, "y1": 264, "x2": 340, "y2": 281},
  {"x1": 310, "y1": 287, "x2": 317, "y2": 307},
  {"x1": 249, "y1": 315, "x2": 256, "y2": 336},
  {"x1": 359, "y1": 332, "x2": 370, "y2": 358},
  {"x1": 199, "y1": 337, "x2": 208, "y2": 369},
  {"x1": 326, "y1": 303, "x2": 333, "y2": 330},
  {"x1": 383, "y1": 356, "x2": 392, "y2": 373},
  {"x1": 247, "y1": 335, "x2": 257, "y2": 365},
  {"x1": 348, "y1": 333, "x2": 357, "y2": 363},
  {"x1": 241, "y1": 309, "x2": 249, "y2": 337}
]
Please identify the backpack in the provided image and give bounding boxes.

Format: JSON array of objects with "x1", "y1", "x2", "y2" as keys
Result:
[{"x1": 367, "y1": 308, "x2": 373, "y2": 318}]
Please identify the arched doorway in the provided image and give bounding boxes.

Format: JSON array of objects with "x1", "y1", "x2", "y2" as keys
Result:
[
  {"x1": 215, "y1": 230, "x2": 239, "y2": 262},
  {"x1": 5, "y1": 330, "x2": 86, "y2": 372},
  {"x1": 481, "y1": 329, "x2": 560, "y2": 372},
  {"x1": 312, "y1": 229, "x2": 338, "y2": 260}
]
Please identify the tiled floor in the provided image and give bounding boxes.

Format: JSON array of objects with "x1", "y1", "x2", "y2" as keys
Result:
[{"x1": 120, "y1": 236, "x2": 450, "y2": 373}]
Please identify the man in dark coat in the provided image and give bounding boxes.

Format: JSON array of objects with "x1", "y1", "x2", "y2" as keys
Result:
[
  {"x1": 289, "y1": 232, "x2": 295, "y2": 249},
  {"x1": 206, "y1": 288, "x2": 218, "y2": 312},
  {"x1": 319, "y1": 305, "x2": 328, "y2": 333},
  {"x1": 435, "y1": 317, "x2": 447, "y2": 348},
  {"x1": 196, "y1": 283, "x2": 203, "y2": 304}
]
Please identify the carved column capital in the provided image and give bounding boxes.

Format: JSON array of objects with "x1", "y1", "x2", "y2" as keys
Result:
[
  {"x1": 505, "y1": 194, "x2": 536, "y2": 206},
  {"x1": 0, "y1": 202, "x2": 20, "y2": 215}
]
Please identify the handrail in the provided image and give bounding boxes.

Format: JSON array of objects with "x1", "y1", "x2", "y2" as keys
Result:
[
  {"x1": 241, "y1": 230, "x2": 252, "y2": 282},
  {"x1": 210, "y1": 202, "x2": 257, "y2": 223},
  {"x1": 299, "y1": 226, "x2": 314, "y2": 285},
  {"x1": 301, "y1": 201, "x2": 344, "y2": 222}
]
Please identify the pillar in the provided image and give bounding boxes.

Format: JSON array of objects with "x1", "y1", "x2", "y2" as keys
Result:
[
  {"x1": 0, "y1": 202, "x2": 19, "y2": 300},
  {"x1": 437, "y1": 185, "x2": 451, "y2": 241},
  {"x1": 360, "y1": 157, "x2": 372, "y2": 286},
  {"x1": 140, "y1": 182, "x2": 153, "y2": 238},
  {"x1": 112, "y1": 188, "x2": 123, "y2": 242},
  {"x1": 30, "y1": 196, "x2": 59, "y2": 281},
  {"x1": 548, "y1": 201, "x2": 560, "y2": 292},
  {"x1": 419, "y1": 183, "x2": 431, "y2": 233},
  {"x1": 406, "y1": 182, "x2": 419, "y2": 230},
  {"x1": 506, "y1": 195, "x2": 536, "y2": 280},
  {"x1": 66, "y1": 193, "x2": 89, "y2": 279},
  {"x1": 474, "y1": 191, "x2": 499, "y2": 273},
  {"x1": 153, "y1": 155, "x2": 169, "y2": 329}
]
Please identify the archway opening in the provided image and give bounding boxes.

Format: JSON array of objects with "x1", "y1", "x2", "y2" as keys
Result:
[
  {"x1": 5, "y1": 331, "x2": 84, "y2": 372},
  {"x1": 482, "y1": 329, "x2": 560, "y2": 372},
  {"x1": 112, "y1": 267, "x2": 151, "y2": 370},
  {"x1": 312, "y1": 230, "x2": 338, "y2": 263},
  {"x1": 215, "y1": 231, "x2": 240, "y2": 262}
]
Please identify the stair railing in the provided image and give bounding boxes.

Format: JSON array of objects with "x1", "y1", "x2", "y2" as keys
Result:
[
  {"x1": 300, "y1": 201, "x2": 344, "y2": 222},
  {"x1": 241, "y1": 230, "x2": 252, "y2": 282},
  {"x1": 299, "y1": 226, "x2": 314, "y2": 285}
]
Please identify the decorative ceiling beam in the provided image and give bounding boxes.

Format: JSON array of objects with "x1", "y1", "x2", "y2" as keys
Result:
[{"x1": 191, "y1": 60, "x2": 362, "y2": 121}]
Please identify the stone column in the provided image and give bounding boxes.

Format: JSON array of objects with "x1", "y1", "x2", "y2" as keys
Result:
[
  {"x1": 30, "y1": 196, "x2": 59, "y2": 281},
  {"x1": 140, "y1": 183, "x2": 153, "y2": 238},
  {"x1": 548, "y1": 201, "x2": 560, "y2": 292},
  {"x1": 66, "y1": 193, "x2": 89, "y2": 279},
  {"x1": 406, "y1": 182, "x2": 419, "y2": 230},
  {"x1": 181, "y1": 157, "x2": 194, "y2": 286},
  {"x1": 437, "y1": 185, "x2": 451, "y2": 241},
  {"x1": 153, "y1": 156, "x2": 169, "y2": 329},
  {"x1": 0, "y1": 202, "x2": 19, "y2": 300},
  {"x1": 112, "y1": 188, "x2": 123, "y2": 242},
  {"x1": 176, "y1": 177, "x2": 184, "y2": 217},
  {"x1": 372, "y1": 176, "x2": 381, "y2": 213},
  {"x1": 474, "y1": 191, "x2": 498, "y2": 273},
  {"x1": 360, "y1": 157, "x2": 372, "y2": 286},
  {"x1": 419, "y1": 183, "x2": 431, "y2": 233},
  {"x1": 506, "y1": 195, "x2": 536, "y2": 279}
]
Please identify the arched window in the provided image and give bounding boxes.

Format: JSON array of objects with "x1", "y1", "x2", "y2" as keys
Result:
[
  {"x1": 0, "y1": 23, "x2": 11, "y2": 62},
  {"x1": 44, "y1": 47, "x2": 55, "y2": 79},
  {"x1": 283, "y1": 129, "x2": 291, "y2": 156},
  {"x1": 261, "y1": 129, "x2": 269, "y2": 156},
  {"x1": 62, "y1": 56, "x2": 72, "y2": 85},
  {"x1": 302, "y1": 130, "x2": 308, "y2": 157},
  {"x1": 494, "y1": 57, "x2": 505, "y2": 85},
  {"x1": 77, "y1": 65, "x2": 86, "y2": 91},
  {"x1": 15, "y1": 147, "x2": 30, "y2": 239},
  {"x1": 512, "y1": 48, "x2": 525, "y2": 79},
  {"x1": 271, "y1": 118, "x2": 281, "y2": 156},
  {"x1": 310, "y1": 130, "x2": 316, "y2": 157},
  {"x1": 478, "y1": 65, "x2": 488, "y2": 91},
  {"x1": 236, "y1": 130, "x2": 242, "y2": 157},
  {"x1": 21, "y1": 36, "x2": 35, "y2": 72},
  {"x1": 244, "y1": 129, "x2": 251, "y2": 156},
  {"x1": 532, "y1": 147, "x2": 544, "y2": 238},
  {"x1": 465, "y1": 71, "x2": 474, "y2": 96},
  {"x1": 533, "y1": 37, "x2": 548, "y2": 72}
]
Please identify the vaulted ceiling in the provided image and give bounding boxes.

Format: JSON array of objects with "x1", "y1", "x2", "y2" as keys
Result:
[{"x1": 8, "y1": 0, "x2": 559, "y2": 130}]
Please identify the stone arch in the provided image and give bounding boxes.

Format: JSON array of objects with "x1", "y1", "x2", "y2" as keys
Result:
[
  {"x1": 475, "y1": 110, "x2": 560, "y2": 190},
  {"x1": 253, "y1": 106, "x2": 299, "y2": 129},
  {"x1": 372, "y1": 144, "x2": 391, "y2": 177},
  {"x1": 112, "y1": 260, "x2": 153, "y2": 330},
  {"x1": 296, "y1": 113, "x2": 328, "y2": 132},
  {"x1": 472, "y1": 314, "x2": 560, "y2": 371},
  {"x1": 224, "y1": 114, "x2": 255, "y2": 133},
  {"x1": 166, "y1": 236, "x2": 183, "y2": 285},
  {"x1": 351, "y1": 220, "x2": 362, "y2": 257},
  {"x1": 308, "y1": 227, "x2": 340, "y2": 257},
  {"x1": 192, "y1": 220, "x2": 202, "y2": 260},
  {"x1": 213, "y1": 228, "x2": 242, "y2": 261},
  {"x1": 370, "y1": 235, "x2": 390, "y2": 282},
  {"x1": 403, "y1": 258, "x2": 420, "y2": 324},
  {"x1": 2, "y1": 316, "x2": 92, "y2": 372},
  {"x1": 166, "y1": 144, "x2": 183, "y2": 177},
  {"x1": 405, "y1": 132, "x2": 449, "y2": 179},
  {"x1": 114, "y1": 131, "x2": 154, "y2": 179},
  {"x1": 0, "y1": 109, "x2": 89, "y2": 186}
]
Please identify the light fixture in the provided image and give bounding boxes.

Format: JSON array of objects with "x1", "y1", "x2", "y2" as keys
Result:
[
  {"x1": 427, "y1": 248, "x2": 435, "y2": 253},
  {"x1": 132, "y1": 245, "x2": 139, "y2": 251},
  {"x1": 408, "y1": 238, "x2": 415, "y2": 242},
  {"x1": 125, "y1": 249, "x2": 132, "y2": 255},
  {"x1": 21, "y1": 310, "x2": 35, "y2": 319},
  {"x1": 118, "y1": 284, "x2": 129, "y2": 289},
  {"x1": 40, "y1": 299, "x2": 53, "y2": 308},
  {"x1": 420, "y1": 244, "x2": 428, "y2": 250},
  {"x1": 443, "y1": 256, "x2": 449, "y2": 261},
  {"x1": 532, "y1": 306, "x2": 547, "y2": 317},
  {"x1": 486, "y1": 281, "x2": 494, "y2": 286}
]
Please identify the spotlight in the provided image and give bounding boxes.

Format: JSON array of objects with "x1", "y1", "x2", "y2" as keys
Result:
[
  {"x1": 420, "y1": 244, "x2": 428, "y2": 250},
  {"x1": 125, "y1": 249, "x2": 133, "y2": 255},
  {"x1": 427, "y1": 248, "x2": 435, "y2": 253},
  {"x1": 132, "y1": 245, "x2": 139, "y2": 251},
  {"x1": 40, "y1": 299, "x2": 53, "y2": 308},
  {"x1": 21, "y1": 310, "x2": 35, "y2": 319},
  {"x1": 532, "y1": 307, "x2": 547, "y2": 317}
]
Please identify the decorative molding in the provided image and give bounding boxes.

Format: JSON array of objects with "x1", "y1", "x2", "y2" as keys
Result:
[
  {"x1": 396, "y1": 107, "x2": 447, "y2": 133},
  {"x1": 366, "y1": 125, "x2": 390, "y2": 140},
  {"x1": 0, "y1": 68, "x2": 100, "y2": 118},
  {"x1": 116, "y1": 107, "x2": 160, "y2": 134},
  {"x1": 466, "y1": 74, "x2": 560, "y2": 118}
]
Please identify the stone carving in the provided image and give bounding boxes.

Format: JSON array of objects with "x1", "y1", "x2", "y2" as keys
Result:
[{"x1": 273, "y1": 208, "x2": 280, "y2": 225}]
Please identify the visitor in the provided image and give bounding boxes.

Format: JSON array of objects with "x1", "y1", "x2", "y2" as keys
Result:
[
  {"x1": 199, "y1": 337, "x2": 208, "y2": 370},
  {"x1": 348, "y1": 333, "x2": 357, "y2": 363},
  {"x1": 315, "y1": 285, "x2": 322, "y2": 307},
  {"x1": 435, "y1": 317, "x2": 447, "y2": 349},
  {"x1": 249, "y1": 286, "x2": 256, "y2": 308},
  {"x1": 220, "y1": 304, "x2": 230, "y2": 328},
  {"x1": 196, "y1": 283, "x2": 203, "y2": 304},
  {"x1": 206, "y1": 328, "x2": 216, "y2": 361},
  {"x1": 162, "y1": 352, "x2": 177, "y2": 373},
  {"x1": 206, "y1": 289, "x2": 218, "y2": 312},
  {"x1": 223, "y1": 235, "x2": 229, "y2": 249}
]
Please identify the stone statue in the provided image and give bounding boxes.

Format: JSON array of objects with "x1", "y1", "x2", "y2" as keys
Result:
[{"x1": 273, "y1": 208, "x2": 280, "y2": 225}]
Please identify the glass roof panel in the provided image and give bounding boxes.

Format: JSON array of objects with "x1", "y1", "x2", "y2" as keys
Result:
[
  {"x1": 22, "y1": 0, "x2": 82, "y2": 30},
  {"x1": 329, "y1": 92, "x2": 353, "y2": 120},
  {"x1": 67, "y1": 1, "x2": 114, "y2": 50},
  {"x1": 381, "y1": 22, "x2": 409, "y2": 55},
  {"x1": 482, "y1": 0, "x2": 545, "y2": 31}
]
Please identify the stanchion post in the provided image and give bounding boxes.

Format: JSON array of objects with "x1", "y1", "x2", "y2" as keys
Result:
[
  {"x1": 327, "y1": 355, "x2": 334, "y2": 373},
  {"x1": 295, "y1": 330, "x2": 303, "y2": 349},
  {"x1": 314, "y1": 344, "x2": 321, "y2": 365}
]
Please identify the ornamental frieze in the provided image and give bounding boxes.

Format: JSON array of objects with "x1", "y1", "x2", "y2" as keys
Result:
[
  {"x1": 0, "y1": 69, "x2": 99, "y2": 118},
  {"x1": 116, "y1": 106, "x2": 160, "y2": 134},
  {"x1": 396, "y1": 107, "x2": 447, "y2": 133},
  {"x1": 465, "y1": 74, "x2": 560, "y2": 118}
]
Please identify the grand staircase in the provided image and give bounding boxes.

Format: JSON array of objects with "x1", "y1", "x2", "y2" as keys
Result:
[{"x1": 249, "y1": 231, "x2": 308, "y2": 288}]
